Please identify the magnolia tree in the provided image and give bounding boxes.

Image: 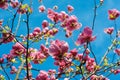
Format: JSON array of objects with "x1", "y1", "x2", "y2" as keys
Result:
[{"x1": 0, "y1": 0, "x2": 120, "y2": 80}]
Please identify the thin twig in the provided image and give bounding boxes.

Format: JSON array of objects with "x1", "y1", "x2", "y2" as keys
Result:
[
  {"x1": 25, "y1": 12, "x2": 30, "y2": 80},
  {"x1": 0, "y1": 64, "x2": 10, "y2": 80},
  {"x1": 92, "y1": 0, "x2": 97, "y2": 30},
  {"x1": 15, "y1": 60, "x2": 25, "y2": 80},
  {"x1": 15, "y1": 14, "x2": 22, "y2": 35}
]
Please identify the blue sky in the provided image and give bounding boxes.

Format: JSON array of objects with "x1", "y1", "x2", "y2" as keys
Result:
[{"x1": 0, "y1": 0, "x2": 120, "y2": 80}]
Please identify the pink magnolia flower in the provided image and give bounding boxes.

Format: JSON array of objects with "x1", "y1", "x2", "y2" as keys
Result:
[
  {"x1": 30, "y1": 50, "x2": 46, "y2": 64},
  {"x1": 39, "y1": 5, "x2": 46, "y2": 12},
  {"x1": 40, "y1": 44, "x2": 49, "y2": 57},
  {"x1": 42, "y1": 20, "x2": 49, "y2": 28},
  {"x1": 17, "y1": 4, "x2": 28, "y2": 14},
  {"x1": 114, "y1": 48, "x2": 120, "y2": 56},
  {"x1": 10, "y1": 66, "x2": 17, "y2": 74},
  {"x1": 47, "y1": 8, "x2": 59, "y2": 22},
  {"x1": 2, "y1": 32, "x2": 14, "y2": 43},
  {"x1": 3, "y1": 54, "x2": 14, "y2": 62},
  {"x1": 47, "y1": 28, "x2": 58, "y2": 36},
  {"x1": 10, "y1": 42, "x2": 26, "y2": 56},
  {"x1": 10, "y1": 0, "x2": 19, "y2": 8},
  {"x1": 70, "y1": 48, "x2": 78, "y2": 57},
  {"x1": 28, "y1": 33, "x2": 34, "y2": 39},
  {"x1": 104, "y1": 27, "x2": 114, "y2": 34},
  {"x1": 76, "y1": 27, "x2": 96, "y2": 45},
  {"x1": 61, "y1": 15, "x2": 82, "y2": 31},
  {"x1": 75, "y1": 54, "x2": 83, "y2": 61},
  {"x1": 32, "y1": 27, "x2": 41, "y2": 37},
  {"x1": 58, "y1": 11, "x2": 69, "y2": 22},
  {"x1": 67, "y1": 5, "x2": 74, "y2": 12},
  {"x1": 0, "y1": 0, "x2": 8, "y2": 9},
  {"x1": 36, "y1": 70, "x2": 49, "y2": 80},
  {"x1": 86, "y1": 57, "x2": 96, "y2": 72},
  {"x1": 34, "y1": 27, "x2": 41, "y2": 33},
  {"x1": 49, "y1": 40, "x2": 69, "y2": 58},
  {"x1": 108, "y1": 9, "x2": 120, "y2": 20}
]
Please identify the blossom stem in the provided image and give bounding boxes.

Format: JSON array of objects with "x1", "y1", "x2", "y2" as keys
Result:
[
  {"x1": 89, "y1": 42, "x2": 98, "y2": 65},
  {"x1": 92, "y1": 0, "x2": 97, "y2": 30},
  {"x1": 99, "y1": 38, "x2": 117, "y2": 66},
  {"x1": 26, "y1": 12, "x2": 30, "y2": 80},
  {"x1": 15, "y1": 14, "x2": 22, "y2": 36}
]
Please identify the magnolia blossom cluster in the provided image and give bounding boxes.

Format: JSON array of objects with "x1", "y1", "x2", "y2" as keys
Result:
[
  {"x1": 0, "y1": 1, "x2": 120, "y2": 80},
  {"x1": 0, "y1": 0, "x2": 33, "y2": 14},
  {"x1": 29, "y1": 26, "x2": 58, "y2": 40},
  {"x1": 28, "y1": 44, "x2": 49, "y2": 64},
  {"x1": 39, "y1": 5, "x2": 82, "y2": 37},
  {"x1": 36, "y1": 70, "x2": 56, "y2": 80},
  {"x1": 90, "y1": 75, "x2": 109, "y2": 80},
  {"x1": 48, "y1": 39, "x2": 97, "y2": 74},
  {"x1": 0, "y1": 0, "x2": 19, "y2": 9},
  {"x1": 49, "y1": 40, "x2": 73, "y2": 72},
  {"x1": 47, "y1": 8, "x2": 81, "y2": 37}
]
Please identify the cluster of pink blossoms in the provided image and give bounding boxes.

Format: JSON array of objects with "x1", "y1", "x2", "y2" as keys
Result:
[
  {"x1": 0, "y1": 0, "x2": 32, "y2": 14},
  {"x1": 28, "y1": 44, "x2": 49, "y2": 64},
  {"x1": 48, "y1": 39, "x2": 97, "y2": 73},
  {"x1": 36, "y1": 70, "x2": 56, "y2": 80},
  {"x1": 29, "y1": 26, "x2": 58, "y2": 40},
  {"x1": 0, "y1": 32, "x2": 14, "y2": 43},
  {"x1": 0, "y1": 0, "x2": 19, "y2": 9},
  {"x1": 48, "y1": 8, "x2": 81, "y2": 35},
  {"x1": 39, "y1": 5, "x2": 81, "y2": 37},
  {"x1": 75, "y1": 52, "x2": 96, "y2": 73},
  {"x1": 90, "y1": 75, "x2": 109, "y2": 80},
  {"x1": 49, "y1": 40, "x2": 73, "y2": 72}
]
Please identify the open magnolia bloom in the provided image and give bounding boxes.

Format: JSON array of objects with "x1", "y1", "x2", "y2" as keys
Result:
[
  {"x1": 108, "y1": 9, "x2": 120, "y2": 20},
  {"x1": 76, "y1": 27, "x2": 96, "y2": 45}
]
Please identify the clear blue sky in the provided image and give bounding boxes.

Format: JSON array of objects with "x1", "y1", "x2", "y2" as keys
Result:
[{"x1": 0, "y1": 0, "x2": 120, "y2": 80}]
